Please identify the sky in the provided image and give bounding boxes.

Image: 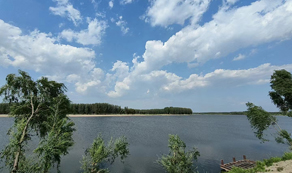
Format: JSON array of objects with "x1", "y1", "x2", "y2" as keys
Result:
[{"x1": 0, "y1": 0, "x2": 292, "y2": 112}]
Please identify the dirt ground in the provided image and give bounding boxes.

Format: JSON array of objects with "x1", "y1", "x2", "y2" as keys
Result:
[{"x1": 261, "y1": 160, "x2": 292, "y2": 173}]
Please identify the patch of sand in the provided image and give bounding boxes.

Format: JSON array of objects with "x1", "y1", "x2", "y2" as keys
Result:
[{"x1": 261, "y1": 160, "x2": 292, "y2": 173}]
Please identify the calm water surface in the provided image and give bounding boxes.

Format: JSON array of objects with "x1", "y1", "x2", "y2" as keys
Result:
[{"x1": 0, "y1": 115, "x2": 291, "y2": 173}]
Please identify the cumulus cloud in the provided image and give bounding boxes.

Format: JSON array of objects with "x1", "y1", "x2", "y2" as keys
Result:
[
  {"x1": 162, "y1": 63, "x2": 292, "y2": 92},
  {"x1": 49, "y1": 0, "x2": 82, "y2": 26},
  {"x1": 0, "y1": 19, "x2": 96, "y2": 81},
  {"x1": 233, "y1": 54, "x2": 246, "y2": 61},
  {"x1": 60, "y1": 18, "x2": 107, "y2": 45},
  {"x1": 135, "y1": 0, "x2": 292, "y2": 75},
  {"x1": 144, "y1": 0, "x2": 210, "y2": 27},
  {"x1": 106, "y1": 63, "x2": 292, "y2": 98},
  {"x1": 109, "y1": 1, "x2": 114, "y2": 9},
  {"x1": 115, "y1": 16, "x2": 129, "y2": 34}
]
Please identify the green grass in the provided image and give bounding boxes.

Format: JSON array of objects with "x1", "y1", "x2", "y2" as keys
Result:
[
  {"x1": 228, "y1": 152, "x2": 292, "y2": 173},
  {"x1": 281, "y1": 152, "x2": 292, "y2": 161},
  {"x1": 263, "y1": 157, "x2": 281, "y2": 167}
]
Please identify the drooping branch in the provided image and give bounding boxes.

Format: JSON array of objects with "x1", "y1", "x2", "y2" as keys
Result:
[{"x1": 12, "y1": 95, "x2": 36, "y2": 173}]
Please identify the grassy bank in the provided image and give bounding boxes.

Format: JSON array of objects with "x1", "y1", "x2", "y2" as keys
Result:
[{"x1": 228, "y1": 152, "x2": 292, "y2": 173}]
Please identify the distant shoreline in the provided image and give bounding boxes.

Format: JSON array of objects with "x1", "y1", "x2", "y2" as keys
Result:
[
  {"x1": 0, "y1": 114, "x2": 191, "y2": 118},
  {"x1": 0, "y1": 113, "x2": 283, "y2": 117},
  {"x1": 68, "y1": 114, "x2": 189, "y2": 117}
]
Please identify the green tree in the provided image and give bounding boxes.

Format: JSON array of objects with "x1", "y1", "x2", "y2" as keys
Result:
[
  {"x1": 246, "y1": 69, "x2": 292, "y2": 148},
  {"x1": 158, "y1": 135, "x2": 200, "y2": 173},
  {"x1": 0, "y1": 70, "x2": 75, "y2": 173},
  {"x1": 81, "y1": 135, "x2": 129, "y2": 173},
  {"x1": 246, "y1": 102, "x2": 277, "y2": 142},
  {"x1": 269, "y1": 69, "x2": 292, "y2": 115}
]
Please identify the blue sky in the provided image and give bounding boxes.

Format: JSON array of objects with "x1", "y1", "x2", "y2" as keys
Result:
[{"x1": 0, "y1": 0, "x2": 292, "y2": 112}]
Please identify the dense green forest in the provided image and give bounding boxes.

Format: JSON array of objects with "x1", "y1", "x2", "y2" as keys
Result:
[
  {"x1": 0, "y1": 103, "x2": 193, "y2": 114},
  {"x1": 0, "y1": 103, "x2": 9, "y2": 114},
  {"x1": 1, "y1": 103, "x2": 283, "y2": 115}
]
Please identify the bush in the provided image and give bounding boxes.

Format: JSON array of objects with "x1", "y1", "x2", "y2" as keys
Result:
[
  {"x1": 157, "y1": 135, "x2": 200, "y2": 173},
  {"x1": 263, "y1": 157, "x2": 281, "y2": 166},
  {"x1": 282, "y1": 152, "x2": 292, "y2": 161},
  {"x1": 228, "y1": 161, "x2": 265, "y2": 173}
]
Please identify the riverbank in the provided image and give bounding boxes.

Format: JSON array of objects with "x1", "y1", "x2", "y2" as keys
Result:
[
  {"x1": 229, "y1": 152, "x2": 292, "y2": 173},
  {"x1": 0, "y1": 114, "x2": 192, "y2": 117},
  {"x1": 261, "y1": 160, "x2": 292, "y2": 173}
]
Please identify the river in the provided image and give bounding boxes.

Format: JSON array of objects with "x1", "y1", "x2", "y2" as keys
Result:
[{"x1": 0, "y1": 115, "x2": 291, "y2": 173}]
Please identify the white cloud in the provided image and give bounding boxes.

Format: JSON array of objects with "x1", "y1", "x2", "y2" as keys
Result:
[
  {"x1": 225, "y1": 0, "x2": 238, "y2": 5},
  {"x1": 144, "y1": 0, "x2": 210, "y2": 27},
  {"x1": 96, "y1": 12, "x2": 106, "y2": 18},
  {"x1": 91, "y1": 68, "x2": 104, "y2": 80},
  {"x1": 233, "y1": 54, "x2": 246, "y2": 61},
  {"x1": 60, "y1": 18, "x2": 107, "y2": 45},
  {"x1": 0, "y1": 19, "x2": 96, "y2": 82},
  {"x1": 111, "y1": 60, "x2": 130, "y2": 81},
  {"x1": 76, "y1": 80, "x2": 101, "y2": 94},
  {"x1": 59, "y1": 23, "x2": 65, "y2": 28},
  {"x1": 109, "y1": 1, "x2": 114, "y2": 9},
  {"x1": 66, "y1": 74, "x2": 81, "y2": 83},
  {"x1": 120, "y1": 0, "x2": 134, "y2": 5},
  {"x1": 135, "y1": 0, "x2": 292, "y2": 74},
  {"x1": 115, "y1": 16, "x2": 129, "y2": 35},
  {"x1": 49, "y1": 0, "x2": 82, "y2": 26},
  {"x1": 106, "y1": 63, "x2": 292, "y2": 98},
  {"x1": 107, "y1": 81, "x2": 130, "y2": 97}
]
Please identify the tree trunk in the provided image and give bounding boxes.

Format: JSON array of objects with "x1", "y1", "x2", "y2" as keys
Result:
[{"x1": 12, "y1": 98, "x2": 36, "y2": 173}]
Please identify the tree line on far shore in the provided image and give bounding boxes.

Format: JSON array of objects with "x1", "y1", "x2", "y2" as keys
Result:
[
  {"x1": 63, "y1": 103, "x2": 193, "y2": 115},
  {"x1": 0, "y1": 102, "x2": 193, "y2": 115},
  {"x1": 0, "y1": 103, "x2": 9, "y2": 114},
  {"x1": 192, "y1": 111, "x2": 282, "y2": 115}
]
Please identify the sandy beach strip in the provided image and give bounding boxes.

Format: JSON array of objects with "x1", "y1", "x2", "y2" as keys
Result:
[
  {"x1": 0, "y1": 114, "x2": 190, "y2": 117},
  {"x1": 0, "y1": 114, "x2": 9, "y2": 117},
  {"x1": 259, "y1": 160, "x2": 292, "y2": 173}
]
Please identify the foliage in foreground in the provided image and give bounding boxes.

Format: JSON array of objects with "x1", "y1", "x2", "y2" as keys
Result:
[
  {"x1": 228, "y1": 152, "x2": 292, "y2": 173},
  {"x1": 246, "y1": 69, "x2": 292, "y2": 148},
  {"x1": 81, "y1": 135, "x2": 129, "y2": 173},
  {"x1": 246, "y1": 102, "x2": 277, "y2": 142},
  {"x1": 0, "y1": 70, "x2": 75, "y2": 173},
  {"x1": 157, "y1": 134, "x2": 200, "y2": 173}
]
